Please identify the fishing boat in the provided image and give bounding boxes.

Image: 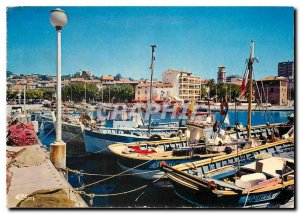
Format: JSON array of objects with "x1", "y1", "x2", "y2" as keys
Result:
[
  {"x1": 82, "y1": 111, "x2": 186, "y2": 154},
  {"x1": 160, "y1": 140, "x2": 294, "y2": 207},
  {"x1": 40, "y1": 111, "x2": 89, "y2": 154},
  {"x1": 82, "y1": 46, "x2": 187, "y2": 154},
  {"x1": 160, "y1": 40, "x2": 295, "y2": 207},
  {"x1": 108, "y1": 119, "x2": 293, "y2": 181}
]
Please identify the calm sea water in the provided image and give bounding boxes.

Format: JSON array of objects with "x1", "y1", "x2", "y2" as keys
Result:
[{"x1": 39, "y1": 110, "x2": 294, "y2": 208}]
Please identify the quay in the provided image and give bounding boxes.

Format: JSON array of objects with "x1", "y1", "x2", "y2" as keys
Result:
[
  {"x1": 6, "y1": 141, "x2": 88, "y2": 208},
  {"x1": 209, "y1": 104, "x2": 294, "y2": 111}
]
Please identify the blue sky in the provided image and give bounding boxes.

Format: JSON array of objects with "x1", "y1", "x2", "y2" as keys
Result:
[{"x1": 7, "y1": 7, "x2": 294, "y2": 80}]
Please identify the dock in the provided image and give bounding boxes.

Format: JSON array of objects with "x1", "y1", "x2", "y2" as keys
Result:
[{"x1": 6, "y1": 143, "x2": 88, "y2": 208}]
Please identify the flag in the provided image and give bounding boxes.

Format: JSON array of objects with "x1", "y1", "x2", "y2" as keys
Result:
[
  {"x1": 240, "y1": 67, "x2": 249, "y2": 98},
  {"x1": 187, "y1": 101, "x2": 195, "y2": 118}
]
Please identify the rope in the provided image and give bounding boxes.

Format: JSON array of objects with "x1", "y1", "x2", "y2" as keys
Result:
[
  {"x1": 75, "y1": 174, "x2": 166, "y2": 206},
  {"x1": 64, "y1": 131, "x2": 83, "y2": 143},
  {"x1": 39, "y1": 121, "x2": 54, "y2": 130},
  {"x1": 39, "y1": 127, "x2": 55, "y2": 142},
  {"x1": 66, "y1": 147, "x2": 109, "y2": 157},
  {"x1": 243, "y1": 190, "x2": 251, "y2": 207},
  {"x1": 66, "y1": 167, "x2": 160, "y2": 177},
  {"x1": 74, "y1": 158, "x2": 154, "y2": 190}
]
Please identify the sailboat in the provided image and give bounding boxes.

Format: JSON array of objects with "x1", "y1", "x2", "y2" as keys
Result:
[{"x1": 160, "y1": 41, "x2": 294, "y2": 207}]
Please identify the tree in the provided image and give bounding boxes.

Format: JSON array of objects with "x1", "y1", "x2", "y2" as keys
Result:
[
  {"x1": 7, "y1": 71, "x2": 13, "y2": 77},
  {"x1": 101, "y1": 84, "x2": 135, "y2": 103},
  {"x1": 201, "y1": 87, "x2": 207, "y2": 99},
  {"x1": 41, "y1": 89, "x2": 55, "y2": 100},
  {"x1": 207, "y1": 79, "x2": 216, "y2": 99},
  {"x1": 62, "y1": 83, "x2": 99, "y2": 102},
  {"x1": 7, "y1": 89, "x2": 18, "y2": 100},
  {"x1": 114, "y1": 73, "x2": 122, "y2": 81}
]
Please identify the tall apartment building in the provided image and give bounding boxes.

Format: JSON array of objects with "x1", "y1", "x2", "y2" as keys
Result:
[
  {"x1": 278, "y1": 61, "x2": 294, "y2": 78},
  {"x1": 278, "y1": 61, "x2": 294, "y2": 100},
  {"x1": 162, "y1": 69, "x2": 203, "y2": 101}
]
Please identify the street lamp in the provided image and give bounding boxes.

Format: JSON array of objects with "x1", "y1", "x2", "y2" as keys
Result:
[{"x1": 49, "y1": 8, "x2": 67, "y2": 170}]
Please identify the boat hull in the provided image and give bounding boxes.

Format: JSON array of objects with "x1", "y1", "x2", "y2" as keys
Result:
[
  {"x1": 169, "y1": 176, "x2": 292, "y2": 207},
  {"x1": 162, "y1": 139, "x2": 294, "y2": 207},
  {"x1": 62, "y1": 123, "x2": 86, "y2": 154},
  {"x1": 82, "y1": 129, "x2": 149, "y2": 155},
  {"x1": 115, "y1": 155, "x2": 202, "y2": 180}
]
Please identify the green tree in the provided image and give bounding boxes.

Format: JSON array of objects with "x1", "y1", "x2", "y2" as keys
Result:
[
  {"x1": 201, "y1": 87, "x2": 207, "y2": 99},
  {"x1": 101, "y1": 84, "x2": 135, "y2": 103},
  {"x1": 62, "y1": 83, "x2": 99, "y2": 102},
  {"x1": 207, "y1": 79, "x2": 216, "y2": 98},
  {"x1": 42, "y1": 89, "x2": 55, "y2": 100},
  {"x1": 114, "y1": 73, "x2": 122, "y2": 81},
  {"x1": 7, "y1": 89, "x2": 18, "y2": 100}
]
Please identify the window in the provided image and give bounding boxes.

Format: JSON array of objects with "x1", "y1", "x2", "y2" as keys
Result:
[{"x1": 270, "y1": 88, "x2": 274, "y2": 93}]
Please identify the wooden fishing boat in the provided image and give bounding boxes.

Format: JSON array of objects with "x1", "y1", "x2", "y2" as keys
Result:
[
  {"x1": 160, "y1": 40, "x2": 294, "y2": 207},
  {"x1": 109, "y1": 137, "x2": 225, "y2": 180},
  {"x1": 160, "y1": 138, "x2": 294, "y2": 207},
  {"x1": 109, "y1": 125, "x2": 293, "y2": 181}
]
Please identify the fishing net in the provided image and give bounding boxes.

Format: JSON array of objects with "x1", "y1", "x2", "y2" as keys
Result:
[
  {"x1": 16, "y1": 189, "x2": 76, "y2": 208},
  {"x1": 12, "y1": 146, "x2": 47, "y2": 168}
]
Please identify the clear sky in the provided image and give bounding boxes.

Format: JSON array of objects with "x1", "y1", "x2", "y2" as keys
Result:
[{"x1": 7, "y1": 7, "x2": 294, "y2": 80}]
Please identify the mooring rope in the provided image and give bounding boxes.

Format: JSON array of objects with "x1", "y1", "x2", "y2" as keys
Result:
[
  {"x1": 64, "y1": 131, "x2": 83, "y2": 143},
  {"x1": 39, "y1": 121, "x2": 54, "y2": 130},
  {"x1": 65, "y1": 167, "x2": 160, "y2": 177},
  {"x1": 74, "y1": 158, "x2": 154, "y2": 190},
  {"x1": 75, "y1": 174, "x2": 166, "y2": 206},
  {"x1": 39, "y1": 127, "x2": 55, "y2": 142},
  {"x1": 66, "y1": 147, "x2": 109, "y2": 157}
]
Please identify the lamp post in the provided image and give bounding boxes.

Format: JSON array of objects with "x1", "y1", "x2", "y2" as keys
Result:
[{"x1": 49, "y1": 8, "x2": 67, "y2": 170}]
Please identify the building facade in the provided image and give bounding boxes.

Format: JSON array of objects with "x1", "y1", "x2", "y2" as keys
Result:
[
  {"x1": 226, "y1": 75, "x2": 242, "y2": 83},
  {"x1": 135, "y1": 81, "x2": 174, "y2": 101},
  {"x1": 278, "y1": 61, "x2": 294, "y2": 100},
  {"x1": 278, "y1": 61, "x2": 294, "y2": 78},
  {"x1": 162, "y1": 69, "x2": 203, "y2": 101},
  {"x1": 255, "y1": 76, "x2": 288, "y2": 106}
]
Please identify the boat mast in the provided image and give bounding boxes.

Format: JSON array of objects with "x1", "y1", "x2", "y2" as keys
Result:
[
  {"x1": 85, "y1": 81, "x2": 87, "y2": 102},
  {"x1": 247, "y1": 40, "x2": 256, "y2": 139},
  {"x1": 23, "y1": 82, "x2": 26, "y2": 113},
  {"x1": 148, "y1": 45, "x2": 157, "y2": 134}
]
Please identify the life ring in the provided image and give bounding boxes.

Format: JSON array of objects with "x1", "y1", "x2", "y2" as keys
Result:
[{"x1": 149, "y1": 134, "x2": 162, "y2": 141}]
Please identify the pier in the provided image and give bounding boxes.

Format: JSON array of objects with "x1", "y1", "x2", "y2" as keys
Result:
[{"x1": 6, "y1": 142, "x2": 88, "y2": 208}]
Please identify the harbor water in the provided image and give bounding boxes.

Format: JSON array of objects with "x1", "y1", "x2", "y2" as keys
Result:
[{"x1": 39, "y1": 110, "x2": 294, "y2": 208}]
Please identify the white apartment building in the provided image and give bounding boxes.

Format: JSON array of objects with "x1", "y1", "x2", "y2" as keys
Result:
[{"x1": 162, "y1": 69, "x2": 203, "y2": 101}]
